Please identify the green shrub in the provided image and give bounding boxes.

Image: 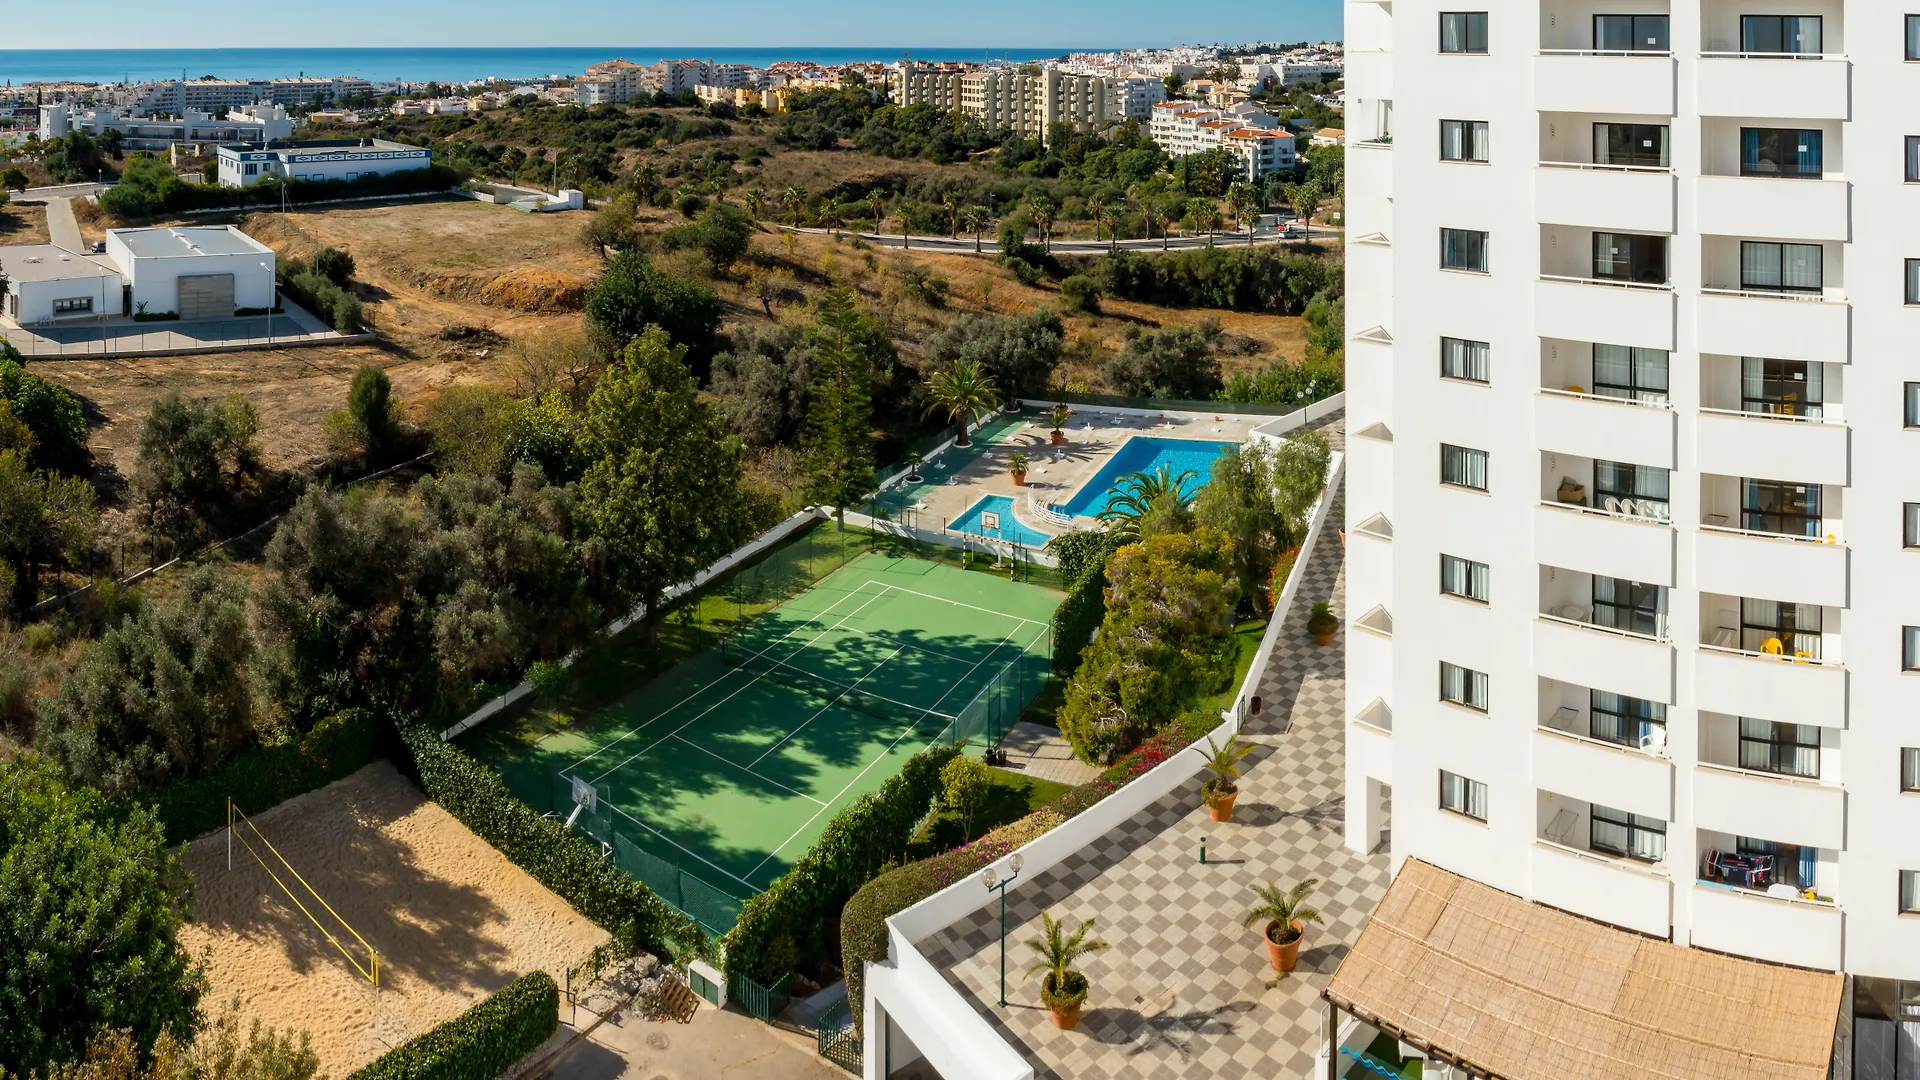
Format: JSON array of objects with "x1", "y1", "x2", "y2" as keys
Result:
[
  {"x1": 345, "y1": 969, "x2": 557, "y2": 1080},
  {"x1": 1058, "y1": 274, "x2": 1100, "y2": 315},
  {"x1": 394, "y1": 721, "x2": 702, "y2": 960},
  {"x1": 147, "y1": 707, "x2": 382, "y2": 843},
  {"x1": 725, "y1": 741, "x2": 958, "y2": 984}
]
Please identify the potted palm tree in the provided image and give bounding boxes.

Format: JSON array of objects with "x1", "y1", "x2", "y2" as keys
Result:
[
  {"x1": 1049, "y1": 403, "x2": 1072, "y2": 445},
  {"x1": 904, "y1": 450, "x2": 924, "y2": 483},
  {"x1": 1025, "y1": 912, "x2": 1109, "y2": 1030},
  {"x1": 1195, "y1": 734, "x2": 1255, "y2": 821},
  {"x1": 922, "y1": 360, "x2": 1003, "y2": 447},
  {"x1": 1007, "y1": 451, "x2": 1031, "y2": 486},
  {"x1": 1307, "y1": 600, "x2": 1337, "y2": 646},
  {"x1": 1244, "y1": 878, "x2": 1323, "y2": 973}
]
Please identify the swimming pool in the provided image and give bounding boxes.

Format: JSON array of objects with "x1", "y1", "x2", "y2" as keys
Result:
[
  {"x1": 949, "y1": 494, "x2": 1054, "y2": 548},
  {"x1": 1058, "y1": 436, "x2": 1240, "y2": 518}
]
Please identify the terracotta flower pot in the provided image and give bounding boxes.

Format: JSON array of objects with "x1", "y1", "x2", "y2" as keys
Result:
[
  {"x1": 1012, "y1": 471, "x2": 1028, "y2": 486},
  {"x1": 1208, "y1": 788, "x2": 1238, "y2": 822},
  {"x1": 1313, "y1": 631, "x2": 1335, "y2": 646},
  {"x1": 1266, "y1": 919, "x2": 1305, "y2": 972},
  {"x1": 1042, "y1": 974, "x2": 1087, "y2": 1030},
  {"x1": 1051, "y1": 430, "x2": 1065, "y2": 446}
]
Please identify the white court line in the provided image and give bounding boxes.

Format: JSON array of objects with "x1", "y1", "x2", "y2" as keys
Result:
[
  {"x1": 871, "y1": 581, "x2": 1050, "y2": 627},
  {"x1": 747, "y1": 644, "x2": 906, "y2": 769},
  {"x1": 565, "y1": 578, "x2": 886, "y2": 776},
  {"x1": 669, "y1": 734, "x2": 828, "y2": 806},
  {"x1": 744, "y1": 622, "x2": 1026, "y2": 880},
  {"x1": 587, "y1": 585, "x2": 893, "y2": 785},
  {"x1": 602, "y1": 802, "x2": 763, "y2": 894}
]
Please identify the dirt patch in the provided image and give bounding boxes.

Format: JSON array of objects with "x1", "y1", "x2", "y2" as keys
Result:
[
  {"x1": 404, "y1": 267, "x2": 590, "y2": 314},
  {"x1": 179, "y1": 760, "x2": 609, "y2": 1078},
  {"x1": 0, "y1": 203, "x2": 50, "y2": 245}
]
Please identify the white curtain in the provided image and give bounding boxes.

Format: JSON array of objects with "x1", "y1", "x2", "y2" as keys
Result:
[
  {"x1": 1444, "y1": 445, "x2": 1488, "y2": 489},
  {"x1": 1440, "y1": 662, "x2": 1488, "y2": 709},
  {"x1": 1441, "y1": 555, "x2": 1489, "y2": 601},
  {"x1": 1441, "y1": 337, "x2": 1489, "y2": 381}
]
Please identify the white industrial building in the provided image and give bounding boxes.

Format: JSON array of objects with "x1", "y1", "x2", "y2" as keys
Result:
[
  {"x1": 38, "y1": 102, "x2": 293, "y2": 149},
  {"x1": 0, "y1": 245, "x2": 122, "y2": 324},
  {"x1": 1344, "y1": 0, "x2": 1920, "y2": 1075},
  {"x1": 215, "y1": 138, "x2": 431, "y2": 188},
  {"x1": 105, "y1": 227, "x2": 276, "y2": 319}
]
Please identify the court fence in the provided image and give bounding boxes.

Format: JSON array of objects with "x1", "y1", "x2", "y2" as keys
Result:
[
  {"x1": 548, "y1": 771, "x2": 748, "y2": 937},
  {"x1": 818, "y1": 997, "x2": 861, "y2": 1072},
  {"x1": 729, "y1": 970, "x2": 792, "y2": 1023}
]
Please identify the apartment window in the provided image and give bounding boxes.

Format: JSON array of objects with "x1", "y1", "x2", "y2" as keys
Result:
[
  {"x1": 1590, "y1": 691, "x2": 1666, "y2": 748},
  {"x1": 1910, "y1": 15, "x2": 1920, "y2": 61},
  {"x1": 1439, "y1": 661, "x2": 1489, "y2": 710},
  {"x1": 1591, "y1": 804, "x2": 1667, "y2": 862},
  {"x1": 1593, "y1": 14, "x2": 1670, "y2": 52},
  {"x1": 1906, "y1": 626, "x2": 1920, "y2": 670},
  {"x1": 1905, "y1": 503, "x2": 1920, "y2": 548},
  {"x1": 51, "y1": 297, "x2": 92, "y2": 314},
  {"x1": 1440, "y1": 228, "x2": 1489, "y2": 272},
  {"x1": 1440, "y1": 337, "x2": 1490, "y2": 382},
  {"x1": 1740, "y1": 14, "x2": 1822, "y2": 54},
  {"x1": 244, "y1": 163, "x2": 259, "y2": 176},
  {"x1": 1740, "y1": 717, "x2": 1822, "y2": 778},
  {"x1": 1741, "y1": 128, "x2": 1823, "y2": 178},
  {"x1": 1743, "y1": 479, "x2": 1822, "y2": 537},
  {"x1": 1741, "y1": 357, "x2": 1822, "y2": 417},
  {"x1": 1592, "y1": 576, "x2": 1666, "y2": 638},
  {"x1": 1592, "y1": 345, "x2": 1669, "y2": 405},
  {"x1": 1440, "y1": 12, "x2": 1489, "y2": 53},
  {"x1": 1903, "y1": 747, "x2": 1920, "y2": 791},
  {"x1": 1440, "y1": 444, "x2": 1489, "y2": 490},
  {"x1": 1440, "y1": 554, "x2": 1490, "y2": 602},
  {"x1": 1592, "y1": 232, "x2": 1668, "y2": 284},
  {"x1": 1594, "y1": 460, "x2": 1670, "y2": 519},
  {"x1": 1737, "y1": 837, "x2": 1815, "y2": 890},
  {"x1": 1439, "y1": 119, "x2": 1489, "y2": 162},
  {"x1": 1906, "y1": 137, "x2": 1920, "y2": 182},
  {"x1": 1908, "y1": 261, "x2": 1920, "y2": 305},
  {"x1": 1593, "y1": 123, "x2": 1668, "y2": 169},
  {"x1": 1439, "y1": 770, "x2": 1488, "y2": 820},
  {"x1": 1907, "y1": 382, "x2": 1920, "y2": 425},
  {"x1": 1740, "y1": 241, "x2": 1823, "y2": 292},
  {"x1": 1740, "y1": 598, "x2": 1823, "y2": 659},
  {"x1": 1904, "y1": 871, "x2": 1920, "y2": 914}
]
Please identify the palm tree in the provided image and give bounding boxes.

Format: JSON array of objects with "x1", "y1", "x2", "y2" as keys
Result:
[
  {"x1": 1147, "y1": 204, "x2": 1170, "y2": 251},
  {"x1": 961, "y1": 205, "x2": 989, "y2": 253},
  {"x1": 820, "y1": 201, "x2": 844, "y2": 237},
  {"x1": 1243, "y1": 879, "x2": 1324, "y2": 945},
  {"x1": 743, "y1": 186, "x2": 764, "y2": 221},
  {"x1": 922, "y1": 360, "x2": 1002, "y2": 446},
  {"x1": 1103, "y1": 201, "x2": 1123, "y2": 252},
  {"x1": 1088, "y1": 201, "x2": 1108, "y2": 245},
  {"x1": 1024, "y1": 912, "x2": 1109, "y2": 1003},
  {"x1": 1227, "y1": 182, "x2": 1258, "y2": 239},
  {"x1": 942, "y1": 193, "x2": 960, "y2": 237},
  {"x1": 865, "y1": 189, "x2": 886, "y2": 235},
  {"x1": 1185, "y1": 197, "x2": 1219, "y2": 247},
  {"x1": 1026, "y1": 191, "x2": 1056, "y2": 252},
  {"x1": 1284, "y1": 179, "x2": 1323, "y2": 241},
  {"x1": 1097, "y1": 466, "x2": 1197, "y2": 539},
  {"x1": 781, "y1": 185, "x2": 804, "y2": 227},
  {"x1": 1195, "y1": 734, "x2": 1256, "y2": 801}
]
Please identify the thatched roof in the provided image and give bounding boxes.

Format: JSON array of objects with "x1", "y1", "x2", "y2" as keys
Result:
[{"x1": 1325, "y1": 859, "x2": 1842, "y2": 1080}]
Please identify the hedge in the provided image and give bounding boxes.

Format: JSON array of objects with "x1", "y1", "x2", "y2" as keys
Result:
[
  {"x1": 840, "y1": 709, "x2": 1218, "y2": 1023},
  {"x1": 345, "y1": 969, "x2": 557, "y2": 1080},
  {"x1": 394, "y1": 721, "x2": 701, "y2": 961},
  {"x1": 1051, "y1": 568, "x2": 1106, "y2": 676},
  {"x1": 149, "y1": 707, "x2": 383, "y2": 843},
  {"x1": 724, "y1": 741, "x2": 960, "y2": 985}
]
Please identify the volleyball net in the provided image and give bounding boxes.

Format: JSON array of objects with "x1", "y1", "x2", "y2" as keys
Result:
[{"x1": 228, "y1": 798, "x2": 381, "y2": 994}]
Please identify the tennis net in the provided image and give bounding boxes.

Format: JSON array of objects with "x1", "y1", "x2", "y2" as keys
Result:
[{"x1": 720, "y1": 635, "x2": 960, "y2": 733}]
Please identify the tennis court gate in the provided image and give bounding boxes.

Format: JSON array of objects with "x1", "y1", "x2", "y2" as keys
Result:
[{"x1": 551, "y1": 771, "x2": 747, "y2": 936}]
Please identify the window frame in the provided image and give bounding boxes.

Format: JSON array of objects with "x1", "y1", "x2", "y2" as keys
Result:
[
  {"x1": 1592, "y1": 13, "x2": 1670, "y2": 52},
  {"x1": 1591, "y1": 231, "x2": 1668, "y2": 285},
  {"x1": 1740, "y1": 597, "x2": 1823, "y2": 659},
  {"x1": 1908, "y1": 260, "x2": 1920, "y2": 305},
  {"x1": 1440, "y1": 443, "x2": 1489, "y2": 491},
  {"x1": 1739, "y1": 14, "x2": 1823, "y2": 55},
  {"x1": 1909, "y1": 15, "x2": 1920, "y2": 62},
  {"x1": 1739, "y1": 717, "x2": 1822, "y2": 778},
  {"x1": 51, "y1": 297, "x2": 93, "y2": 315},
  {"x1": 1904, "y1": 870, "x2": 1920, "y2": 915},
  {"x1": 1740, "y1": 127, "x2": 1824, "y2": 179},
  {"x1": 1440, "y1": 336, "x2": 1490, "y2": 383},
  {"x1": 1439, "y1": 119, "x2": 1490, "y2": 163},
  {"x1": 1905, "y1": 626, "x2": 1920, "y2": 671},
  {"x1": 1439, "y1": 12, "x2": 1490, "y2": 54},
  {"x1": 1439, "y1": 660, "x2": 1490, "y2": 711},
  {"x1": 1904, "y1": 503, "x2": 1920, "y2": 549},
  {"x1": 1439, "y1": 769, "x2": 1488, "y2": 821},
  {"x1": 1591, "y1": 344, "x2": 1669, "y2": 405},
  {"x1": 1740, "y1": 240, "x2": 1823, "y2": 293},
  {"x1": 1440, "y1": 554, "x2": 1490, "y2": 603},
  {"x1": 1590, "y1": 803, "x2": 1667, "y2": 863},
  {"x1": 1593, "y1": 122, "x2": 1669, "y2": 169},
  {"x1": 1593, "y1": 459, "x2": 1671, "y2": 520},
  {"x1": 1741, "y1": 357, "x2": 1822, "y2": 418},
  {"x1": 1903, "y1": 747, "x2": 1920, "y2": 791},
  {"x1": 1737, "y1": 836, "x2": 1815, "y2": 891},
  {"x1": 1741, "y1": 478, "x2": 1822, "y2": 538},
  {"x1": 1591, "y1": 575, "x2": 1666, "y2": 638},
  {"x1": 1440, "y1": 227, "x2": 1490, "y2": 272},
  {"x1": 1590, "y1": 690, "x2": 1666, "y2": 748},
  {"x1": 1906, "y1": 382, "x2": 1920, "y2": 427}
]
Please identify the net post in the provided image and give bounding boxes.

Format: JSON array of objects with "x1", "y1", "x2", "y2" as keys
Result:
[{"x1": 226, "y1": 798, "x2": 232, "y2": 872}]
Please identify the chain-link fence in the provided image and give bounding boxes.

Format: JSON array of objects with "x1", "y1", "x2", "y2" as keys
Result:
[{"x1": 551, "y1": 771, "x2": 747, "y2": 937}]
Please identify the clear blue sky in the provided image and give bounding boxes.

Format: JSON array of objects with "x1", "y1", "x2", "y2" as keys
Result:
[{"x1": 8, "y1": 0, "x2": 1342, "y2": 50}]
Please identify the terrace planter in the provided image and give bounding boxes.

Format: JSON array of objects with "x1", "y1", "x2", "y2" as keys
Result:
[
  {"x1": 1266, "y1": 919, "x2": 1306, "y2": 972},
  {"x1": 1051, "y1": 430, "x2": 1065, "y2": 446},
  {"x1": 1202, "y1": 779, "x2": 1239, "y2": 822},
  {"x1": 1011, "y1": 469, "x2": 1028, "y2": 486},
  {"x1": 1041, "y1": 972, "x2": 1088, "y2": 1030}
]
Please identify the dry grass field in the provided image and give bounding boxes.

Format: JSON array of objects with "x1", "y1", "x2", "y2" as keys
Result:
[
  {"x1": 0, "y1": 202, "x2": 51, "y2": 246},
  {"x1": 179, "y1": 761, "x2": 608, "y2": 1078}
]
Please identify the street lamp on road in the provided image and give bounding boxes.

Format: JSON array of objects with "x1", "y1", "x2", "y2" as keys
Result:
[{"x1": 981, "y1": 853, "x2": 1025, "y2": 1008}]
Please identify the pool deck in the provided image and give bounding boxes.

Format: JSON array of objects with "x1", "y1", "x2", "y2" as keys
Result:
[{"x1": 896, "y1": 410, "x2": 1270, "y2": 542}]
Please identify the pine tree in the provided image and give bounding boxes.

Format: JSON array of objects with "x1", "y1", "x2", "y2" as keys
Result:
[{"x1": 801, "y1": 289, "x2": 877, "y2": 525}]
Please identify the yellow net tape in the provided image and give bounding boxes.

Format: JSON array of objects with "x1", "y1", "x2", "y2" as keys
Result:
[{"x1": 229, "y1": 799, "x2": 379, "y2": 987}]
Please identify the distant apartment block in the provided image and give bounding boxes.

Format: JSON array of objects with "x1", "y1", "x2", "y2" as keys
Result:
[
  {"x1": 127, "y1": 76, "x2": 374, "y2": 114},
  {"x1": 39, "y1": 101, "x2": 294, "y2": 149},
  {"x1": 216, "y1": 138, "x2": 430, "y2": 188},
  {"x1": 891, "y1": 64, "x2": 1133, "y2": 142},
  {"x1": 1149, "y1": 100, "x2": 1294, "y2": 178}
]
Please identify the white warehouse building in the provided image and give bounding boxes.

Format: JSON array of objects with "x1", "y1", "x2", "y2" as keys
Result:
[
  {"x1": 105, "y1": 227, "x2": 277, "y2": 319},
  {"x1": 0, "y1": 245, "x2": 122, "y2": 324},
  {"x1": 1343, "y1": 1, "x2": 1920, "y2": 1077},
  {"x1": 216, "y1": 139, "x2": 431, "y2": 188}
]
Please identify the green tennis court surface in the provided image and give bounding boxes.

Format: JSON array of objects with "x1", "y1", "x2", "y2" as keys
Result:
[{"x1": 478, "y1": 548, "x2": 1059, "y2": 930}]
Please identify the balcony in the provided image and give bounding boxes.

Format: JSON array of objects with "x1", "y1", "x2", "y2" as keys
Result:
[
  {"x1": 1532, "y1": 840, "x2": 1673, "y2": 938},
  {"x1": 1696, "y1": 54, "x2": 1849, "y2": 121},
  {"x1": 1696, "y1": 175, "x2": 1849, "y2": 244},
  {"x1": 1344, "y1": 49, "x2": 1391, "y2": 99},
  {"x1": 1535, "y1": 726, "x2": 1672, "y2": 819},
  {"x1": 1693, "y1": 762, "x2": 1844, "y2": 850},
  {"x1": 1535, "y1": 501, "x2": 1674, "y2": 587},
  {"x1": 1535, "y1": 277, "x2": 1675, "y2": 353},
  {"x1": 1697, "y1": 289, "x2": 1849, "y2": 365},
  {"x1": 1695, "y1": 644, "x2": 1846, "y2": 728},
  {"x1": 1695, "y1": 526, "x2": 1848, "y2": 609},
  {"x1": 1690, "y1": 881, "x2": 1842, "y2": 970},
  {"x1": 1536, "y1": 162, "x2": 1675, "y2": 234},
  {"x1": 1534, "y1": 51, "x2": 1676, "y2": 116},
  {"x1": 1535, "y1": 390, "x2": 1675, "y2": 470},
  {"x1": 1535, "y1": 614, "x2": 1673, "y2": 705},
  {"x1": 1695, "y1": 409, "x2": 1848, "y2": 487}
]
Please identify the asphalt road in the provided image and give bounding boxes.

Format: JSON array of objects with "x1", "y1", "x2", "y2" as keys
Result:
[
  {"x1": 17, "y1": 181, "x2": 110, "y2": 201},
  {"x1": 778, "y1": 225, "x2": 1331, "y2": 254}
]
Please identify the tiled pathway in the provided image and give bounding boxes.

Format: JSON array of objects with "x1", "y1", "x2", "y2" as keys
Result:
[{"x1": 918, "y1": 471, "x2": 1393, "y2": 1079}]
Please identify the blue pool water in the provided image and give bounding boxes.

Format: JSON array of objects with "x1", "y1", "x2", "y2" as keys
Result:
[
  {"x1": 1059, "y1": 436, "x2": 1240, "y2": 518},
  {"x1": 949, "y1": 495, "x2": 1054, "y2": 548}
]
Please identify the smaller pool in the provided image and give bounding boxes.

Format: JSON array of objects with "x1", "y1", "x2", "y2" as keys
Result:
[
  {"x1": 949, "y1": 495, "x2": 1053, "y2": 548},
  {"x1": 1059, "y1": 436, "x2": 1239, "y2": 518}
]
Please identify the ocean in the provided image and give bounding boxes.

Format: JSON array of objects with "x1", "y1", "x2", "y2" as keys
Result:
[{"x1": 0, "y1": 47, "x2": 1091, "y2": 87}]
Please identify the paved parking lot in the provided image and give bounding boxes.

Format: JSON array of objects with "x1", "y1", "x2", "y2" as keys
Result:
[{"x1": 3, "y1": 302, "x2": 351, "y2": 358}]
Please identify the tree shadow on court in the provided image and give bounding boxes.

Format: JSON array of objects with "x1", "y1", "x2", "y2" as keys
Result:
[{"x1": 194, "y1": 763, "x2": 526, "y2": 999}]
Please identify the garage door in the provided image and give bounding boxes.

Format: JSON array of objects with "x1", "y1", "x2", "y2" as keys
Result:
[{"x1": 178, "y1": 274, "x2": 235, "y2": 321}]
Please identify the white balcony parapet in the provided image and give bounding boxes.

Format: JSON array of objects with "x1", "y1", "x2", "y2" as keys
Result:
[
  {"x1": 1536, "y1": 387, "x2": 1676, "y2": 471},
  {"x1": 1697, "y1": 288, "x2": 1850, "y2": 365},
  {"x1": 1693, "y1": 760, "x2": 1846, "y2": 851},
  {"x1": 1696, "y1": 53, "x2": 1850, "y2": 121},
  {"x1": 1536, "y1": 161, "x2": 1676, "y2": 233},
  {"x1": 1695, "y1": 408, "x2": 1849, "y2": 487},
  {"x1": 1354, "y1": 697, "x2": 1393, "y2": 734},
  {"x1": 1535, "y1": 725, "x2": 1673, "y2": 819},
  {"x1": 1694, "y1": 642, "x2": 1847, "y2": 728},
  {"x1": 1352, "y1": 512, "x2": 1393, "y2": 541},
  {"x1": 1536, "y1": 275, "x2": 1676, "y2": 353},
  {"x1": 1696, "y1": 174, "x2": 1849, "y2": 243},
  {"x1": 1353, "y1": 325, "x2": 1393, "y2": 345},
  {"x1": 1534, "y1": 613, "x2": 1674, "y2": 705},
  {"x1": 1689, "y1": 879, "x2": 1843, "y2": 970},
  {"x1": 1534, "y1": 500, "x2": 1675, "y2": 587},
  {"x1": 1531, "y1": 839, "x2": 1672, "y2": 938},
  {"x1": 1534, "y1": 50, "x2": 1676, "y2": 116}
]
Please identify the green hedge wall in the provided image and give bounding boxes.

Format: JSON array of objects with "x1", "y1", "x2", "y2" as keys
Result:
[
  {"x1": 394, "y1": 721, "x2": 701, "y2": 961},
  {"x1": 346, "y1": 969, "x2": 557, "y2": 1080},
  {"x1": 724, "y1": 741, "x2": 960, "y2": 985},
  {"x1": 1051, "y1": 568, "x2": 1106, "y2": 676},
  {"x1": 149, "y1": 708, "x2": 383, "y2": 843}
]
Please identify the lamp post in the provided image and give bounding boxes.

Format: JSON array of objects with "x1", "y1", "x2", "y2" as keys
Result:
[{"x1": 981, "y1": 853, "x2": 1024, "y2": 1007}]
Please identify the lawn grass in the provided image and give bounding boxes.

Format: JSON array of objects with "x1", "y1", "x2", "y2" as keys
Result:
[
  {"x1": 905, "y1": 766, "x2": 1073, "y2": 861},
  {"x1": 1197, "y1": 618, "x2": 1271, "y2": 715}
]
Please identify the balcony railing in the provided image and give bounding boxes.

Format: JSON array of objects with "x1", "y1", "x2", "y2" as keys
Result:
[
  {"x1": 1539, "y1": 717, "x2": 1670, "y2": 759},
  {"x1": 1538, "y1": 48, "x2": 1674, "y2": 58},
  {"x1": 1539, "y1": 497, "x2": 1673, "y2": 528},
  {"x1": 1538, "y1": 158, "x2": 1672, "y2": 175},
  {"x1": 1536, "y1": 836, "x2": 1671, "y2": 875},
  {"x1": 1696, "y1": 758, "x2": 1838, "y2": 792},
  {"x1": 1700, "y1": 285, "x2": 1843, "y2": 304},
  {"x1": 1695, "y1": 874, "x2": 1836, "y2": 907},
  {"x1": 1539, "y1": 386, "x2": 1671, "y2": 410},
  {"x1": 1541, "y1": 272, "x2": 1673, "y2": 292},
  {"x1": 1697, "y1": 404, "x2": 1837, "y2": 426},
  {"x1": 1698, "y1": 638, "x2": 1839, "y2": 668},
  {"x1": 1698, "y1": 521, "x2": 1842, "y2": 547},
  {"x1": 1540, "y1": 610, "x2": 1671, "y2": 645},
  {"x1": 1698, "y1": 50, "x2": 1842, "y2": 62}
]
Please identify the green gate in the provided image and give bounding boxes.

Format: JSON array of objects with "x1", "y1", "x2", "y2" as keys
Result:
[
  {"x1": 818, "y1": 998, "x2": 861, "y2": 1073},
  {"x1": 728, "y1": 970, "x2": 792, "y2": 1022}
]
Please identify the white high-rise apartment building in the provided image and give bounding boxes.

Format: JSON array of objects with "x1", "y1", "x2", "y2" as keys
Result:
[{"x1": 1344, "y1": 1, "x2": 1920, "y2": 1067}]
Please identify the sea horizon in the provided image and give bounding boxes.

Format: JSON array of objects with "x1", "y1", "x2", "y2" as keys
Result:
[{"x1": 0, "y1": 46, "x2": 1113, "y2": 87}]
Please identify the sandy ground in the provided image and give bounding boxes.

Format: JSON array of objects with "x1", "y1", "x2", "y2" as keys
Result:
[
  {"x1": 0, "y1": 203, "x2": 51, "y2": 245},
  {"x1": 179, "y1": 761, "x2": 610, "y2": 1077}
]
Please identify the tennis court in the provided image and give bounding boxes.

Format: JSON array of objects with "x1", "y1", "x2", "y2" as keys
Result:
[{"x1": 481, "y1": 547, "x2": 1059, "y2": 932}]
